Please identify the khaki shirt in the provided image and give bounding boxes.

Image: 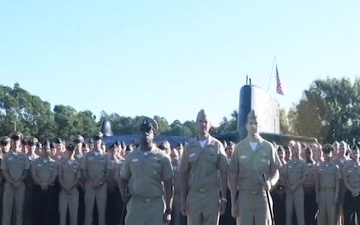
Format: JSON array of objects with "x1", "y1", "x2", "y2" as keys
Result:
[
  {"x1": 342, "y1": 161, "x2": 360, "y2": 189},
  {"x1": 27, "y1": 154, "x2": 39, "y2": 162},
  {"x1": 25, "y1": 154, "x2": 39, "y2": 186},
  {"x1": 317, "y1": 161, "x2": 341, "y2": 189},
  {"x1": 332, "y1": 157, "x2": 348, "y2": 172},
  {"x1": 179, "y1": 136, "x2": 228, "y2": 191},
  {"x1": 32, "y1": 156, "x2": 57, "y2": 183},
  {"x1": 303, "y1": 162, "x2": 317, "y2": 188},
  {"x1": 81, "y1": 150, "x2": 110, "y2": 182},
  {"x1": 108, "y1": 158, "x2": 122, "y2": 188},
  {"x1": 229, "y1": 138, "x2": 279, "y2": 190},
  {"x1": 285, "y1": 159, "x2": 308, "y2": 186},
  {"x1": 120, "y1": 146, "x2": 173, "y2": 198},
  {"x1": 58, "y1": 158, "x2": 81, "y2": 187},
  {"x1": 1, "y1": 151, "x2": 30, "y2": 181}
]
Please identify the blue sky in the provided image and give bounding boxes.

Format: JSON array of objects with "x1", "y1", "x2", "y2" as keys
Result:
[{"x1": 1, "y1": 0, "x2": 359, "y2": 126}]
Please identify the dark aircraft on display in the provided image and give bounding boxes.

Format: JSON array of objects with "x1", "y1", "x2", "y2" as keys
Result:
[{"x1": 100, "y1": 78, "x2": 317, "y2": 147}]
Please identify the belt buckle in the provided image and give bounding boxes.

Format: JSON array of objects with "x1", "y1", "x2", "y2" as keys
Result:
[
  {"x1": 250, "y1": 190, "x2": 259, "y2": 195},
  {"x1": 144, "y1": 198, "x2": 152, "y2": 203},
  {"x1": 199, "y1": 188, "x2": 207, "y2": 193}
]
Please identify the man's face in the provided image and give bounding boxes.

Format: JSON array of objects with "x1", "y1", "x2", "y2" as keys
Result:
[
  {"x1": 176, "y1": 145, "x2": 183, "y2": 157},
  {"x1": 277, "y1": 150, "x2": 284, "y2": 160},
  {"x1": 351, "y1": 149, "x2": 359, "y2": 160},
  {"x1": 285, "y1": 149, "x2": 291, "y2": 161},
  {"x1": 246, "y1": 119, "x2": 258, "y2": 135},
  {"x1": 293, "y1": 144, "x2": 300, "y2": 158},
  {"x1": 339, "y1": 142, "x2": 346, "y2": 156},
  {"x1": 322, "y1": 149, "x2": 333, "y2": 160},
  {"x1": 28, "y1": 144, "x2": 35, "y2": 152},
  {"x1": 22, "y1": 142, "x2": 28, "y2": 151},
  {"x1": 94, "y1": 137, "x2": 102, "y2": 149},
  {"x1": 50, "y1": 147, "x2": 56, "y2": 156},
  {"x1": 139, "y1": 126, "x2": 154, "y2": 143},
  {"x1": 170, "y1": 149, "x2": 179, "y2": 164},
  {"x1": 196, "y1": 115, "x2": 210, "y2": 136},
  {"x1": 226, "y1": 145, "x2": 234, "y2": 157}
]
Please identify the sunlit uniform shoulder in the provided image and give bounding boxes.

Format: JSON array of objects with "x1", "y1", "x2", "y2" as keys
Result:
[
  {"x1": 235, "y1": 137, "x2": 274, "y2": 153},
  {"x1": 127, "y1": 145, "x2": 168, "y2": 158}
]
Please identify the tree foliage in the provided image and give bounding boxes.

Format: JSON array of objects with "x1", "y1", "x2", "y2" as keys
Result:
[
  {"x1": 0, "y1": 83, "x2": 237, "y2": 141},
  {"x1": 289, "y1": 77, "x2": 360, "y2": 143}
]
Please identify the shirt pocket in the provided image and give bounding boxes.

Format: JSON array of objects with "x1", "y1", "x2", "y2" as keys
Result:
[
  {"x1": 129, "y1": 158, "x2": 141, "y2": 171},
  {"x1": 205, "y1": 152, "x2": 217, "y2": 162},
  {"x1": 188, "y1": 151, "x2": 199, "y2": 163},
  {"x1": 237, "y1": 155, "x2": 250, "y2": 177},
  {"x1": 294, "y1": 164, "x2": 305, "y2": 177},
  {"x1": 72, "y1": 164, "x2": 79, "y2": 173},
  {"x1": 150, "y1": 160, "x2": 162, "y2": 179},
  {"x1": 257, "y1": 154, "x2": 270, "y2": 174}
]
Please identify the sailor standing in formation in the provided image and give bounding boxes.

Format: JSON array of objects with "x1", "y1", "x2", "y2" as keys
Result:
[
  {"x1": 229, "y1": 109, "x2": 280, "y2": 225},
  {"x1": 4, "y1": 108, "x2": 360, "y2": 225},
  {"x1": 179, "y1": 109, "x2": 228, "y2": 225},
  {"x1": 120, "y1": 116, "x2": 174, "y2": 225}
]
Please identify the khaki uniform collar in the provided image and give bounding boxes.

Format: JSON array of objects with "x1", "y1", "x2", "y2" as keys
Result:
[
  {"x1": 195, "y1": 135, "x2": 215, "y2": 145},
  {"x1": 246, "y1": 135, "x2": 264, "y2": 144},
  {"x1": 136, "y1": 144, "x2": 159, "y2": 155}
]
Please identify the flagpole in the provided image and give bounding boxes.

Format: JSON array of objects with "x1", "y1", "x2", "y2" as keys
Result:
[{"x1": 266, "y1": 55, "x2": 277, "y2": 92}]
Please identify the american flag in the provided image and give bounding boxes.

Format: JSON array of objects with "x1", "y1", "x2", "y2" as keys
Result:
[{"x1": 276, "y1": 65, "x2": 284, "y2": 95}]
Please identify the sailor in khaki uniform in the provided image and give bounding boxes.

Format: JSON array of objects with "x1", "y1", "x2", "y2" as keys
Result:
[
  {"x1": 1, "y1": 131, "x2": 30, "y2": 225},
  {"x1": 0, "y1": 136, "x2": 11, "y2": 222},
  {"x1": 58, "y1": 142, "x2": 81, "y2": 225},
  {"x1": 272, "y1": 146, "x2": 287, "y2": 225},
  {"x1": 303, "y1": 146, "x2": 317, "y2": 225},
  {"x1": 73, "y1": 134, "x2": 85, "y2": 225},
  {"x1": 106, "y1": 143, "x2": 122, "y2": 225},
  {"x1": 170, "y1": 147, "x2": 181, "y2": 225},
  {"x1": 23, "y1": 137, "x2": 39, "y2": 225},
  {"x1": 229, "y1": 110, "x2": 280, "y2": 225},
  {"x1": 31, "y1": 141, "x2": 58, "y2": 225},
  {"x1": 180, "y1": 109, "x2": 228, "y2": 225},
  {"x1": 285, "y1": 141, "x2": 308, "y2": 225},
  {"x1": 120, "y1": 116, "x2": 174, "y2": 225},
  {"x1": 332, "y1": 140, "x2": 349, "y2": 225},
  {"x1": 315, "y1": 144, "x2": 341, "y2": 225},
  {"x1": 82, "y1": 132, "x2": 110, "y2": 225},
  {"x1": 0, "y1": 136, "x2": 10, "y2": 224},
  {"x1": 342, "y1": 145, "x2": 360, "y2": 225}
]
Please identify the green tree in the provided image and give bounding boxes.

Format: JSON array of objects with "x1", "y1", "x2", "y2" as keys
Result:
[
  {"x1": 53, "y1": 105, "x2": 78, "y2": 139},
  {"x1": 76, "y1": 110, "x2": 98, "y2": 137},
  {"x1": 167, "y1": 120, "x2": 193, "y2": 136},
  {"x1": 153, "y1": 116, "x2": 170, "y2": 134},
  {"x1": 291, "y1": 77, "x2": 360, "y2": 143},
  {"x1": 0, "y1": 84, "x2": 57, "y2": 141},
  {"x1": 215, "y1": 110, "x2": 237, "y2": 133},
  {"x1": 279, "y1": 108, "x2": 290, "y2": 134}
]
